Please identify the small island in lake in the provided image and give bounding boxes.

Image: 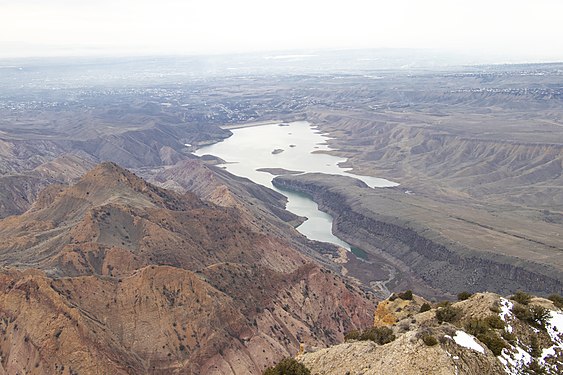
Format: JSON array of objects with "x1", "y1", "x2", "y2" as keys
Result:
[
  {"x1": 256, "y1": 168, "x2": 304, "y2": 176},
  {"x1": 198, "y1": 154, "x2": 227, "y2": 165},
  {"x1": 271, "y1": 148, "x2": 284, "y2": 154}
]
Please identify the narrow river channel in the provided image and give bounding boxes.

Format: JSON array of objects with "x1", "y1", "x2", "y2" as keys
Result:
[{"x1": 194, "y1": 121, "x2": 397, "y2": 250}]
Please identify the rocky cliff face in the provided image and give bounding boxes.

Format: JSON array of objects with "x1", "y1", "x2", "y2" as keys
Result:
[
  {"x1": 298, "y1": 292, "x2": 563, "y2": 375},
  {"x1": 273, "y1": 174, "x2": 562, "y2": 297},
  {"x1": 0, "y1": 163, "x2": 376, "y2": 374}
]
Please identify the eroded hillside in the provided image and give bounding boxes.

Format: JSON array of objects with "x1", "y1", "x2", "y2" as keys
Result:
[{"x1": 0, "y1": 163, "x2": 376, "y2": 374}]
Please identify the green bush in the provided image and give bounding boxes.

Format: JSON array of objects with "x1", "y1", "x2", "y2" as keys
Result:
[
  {"x1": 529, "y1": 305, "x2": 550, "y2": 330},
  {"x1": 436, "y1": 305, "x2": 461, "y2": 323},
  {"x1": 419, "y1": 303, "x2": 432, "y2": 313},
  {"x1": 344, "y1": 330, "x2": 360, "y2": 341},
  {"x1": 548, "y1": 294, "x2": 563, "y2": 309},
  {"x1": 529, "y1": 336, "x2": 541, "y2": 358},
  {"x1": 398, "y1": 290, "x2": 413, "y2": 300},
  {"x1": 346, "y1": 326, "x2": 396, "y2": 345},
  {"x1": 489, "y1": 302, "x2": 502, "y2": 314},
  {"x1": 465, "y1": 318, "x2": 490, "y2": 336},
  {"x1": 511, "y1": 291, "x2": 531, "y2": 305},
  {"x1": 501, "y1": 330, "x2": 517, "y2": 344},
  {"x1": 436, "y1": 301, "x2": 451, "y2": 308},
  {"x1": 512, "y1": 304, "x2": 550, "y2": 330},
  {"x1": 524, "y1": 360, "x2": 547, "y2": 375},
  {"x1": 422, "y1": 334, "x2": 438, "y2": 346},
  {"x1": 263, "y1": 358, "x2": 311, "y2": 375},
  {"x1": 476, "y1": 331, "x2": 507, "y2": 356},
  {"x1": 484, "y1": 315, "x2": 506, "y2": 329},
  {"x1": 360, "y1": 326, "x2": 396, "y2": 345},
  {"x1": 465, "y1": 315, "x2": 507, "y2": 351},
  {"x1": 512, "y1": 303, "x2": 533, "y2": 321},
  {"x1": 457, "y1": 291, "x2": 472, "y2": 301}
]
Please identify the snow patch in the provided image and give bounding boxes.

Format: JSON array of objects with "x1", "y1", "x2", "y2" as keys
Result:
[
  {"x1": 499, "y1": 297, "x2": 514, "y2": 333},
  {"x1": 497, "y1": 308, "x2": 562, "y2": 374},
  {"x1": 540, "y1": 346, "x2": 556, "y2": 363},
  {"x1": 541, "y1": 310, "x2": 563, "y2": 365},
  {"x1": 546, "y1": 310, "x2": 563, "y2": 344},
  {"x1": 453, "y1": 331, "x2": 485, "y2": 353},
  {"x1": 499, "y1": 346, "x2": 531, "y2": 374}
]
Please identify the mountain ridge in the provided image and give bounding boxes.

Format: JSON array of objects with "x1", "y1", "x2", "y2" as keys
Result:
[{"x1": 0, "y1": 162, "x2": 376, "y2": 374}]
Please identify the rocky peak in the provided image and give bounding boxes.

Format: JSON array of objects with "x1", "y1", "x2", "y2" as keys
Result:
[
  {"x1": 54, "y1": 162, "x2": 199, "y2": 214},
  {"x1": 76, "y1": 161, "x2": 176, "y2": 205},
  {"x1": 0, "y1": 162, "x2": 377, "y2": 374}
]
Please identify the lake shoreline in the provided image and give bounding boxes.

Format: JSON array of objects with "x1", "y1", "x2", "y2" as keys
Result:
[{"x1": 193, "y1": 120, "x2": 395, "y2": 250}]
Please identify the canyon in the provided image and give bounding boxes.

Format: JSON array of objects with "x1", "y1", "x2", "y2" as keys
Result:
[{"x1": 0, "y1": 55, "x2": 562, "y2": 373}]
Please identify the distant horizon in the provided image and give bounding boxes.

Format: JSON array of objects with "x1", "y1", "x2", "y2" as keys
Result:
[{"x1": 1, "y1": 47, "x2": 562, "y2": 67}]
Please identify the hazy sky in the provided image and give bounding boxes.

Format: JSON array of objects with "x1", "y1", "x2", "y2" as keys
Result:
[{"x1": 1, "y1": 0, "x2": 562, "y2": 61}]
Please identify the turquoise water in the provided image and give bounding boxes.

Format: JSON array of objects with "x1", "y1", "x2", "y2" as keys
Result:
[{"x1": 194, "y1": 121, "x2": 397, "y2": 249}]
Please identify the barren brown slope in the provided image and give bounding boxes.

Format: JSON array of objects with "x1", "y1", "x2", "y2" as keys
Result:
[
  {"x1": 0, "y1": 162, "x2": 375, "y2": 374},
  {"x1": 145, "y1": 159, "x2": 306, "y2": 233},
  {"x1": 0, "y1": 174, "x2": 55, "y2": 219},
  {"x1": 0, "y1": 153, "x2": 97, "y2": 219},
  {"x1": 0, "y1": 103, "x2": 231, "y2": 218},
  {"x1": 32, "y1": 153, "x2": 98, "y2": 183},
  {"x1": 308, "y1": 110, "x2": 563, "y2": 213}
]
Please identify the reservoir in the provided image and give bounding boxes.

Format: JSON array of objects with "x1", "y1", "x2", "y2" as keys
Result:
[{"x1": 194, "y1": 121, "x2": 397, "y2": 249}]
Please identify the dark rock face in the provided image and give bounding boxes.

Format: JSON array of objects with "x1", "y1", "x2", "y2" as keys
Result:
[{"x1": 273, "y1": 174, "x2": 562, "y2": 297}]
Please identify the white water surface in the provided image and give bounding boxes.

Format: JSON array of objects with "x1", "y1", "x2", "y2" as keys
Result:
[{"x1": 194, "y1": 121, "x2": 397, "y2": 249}]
